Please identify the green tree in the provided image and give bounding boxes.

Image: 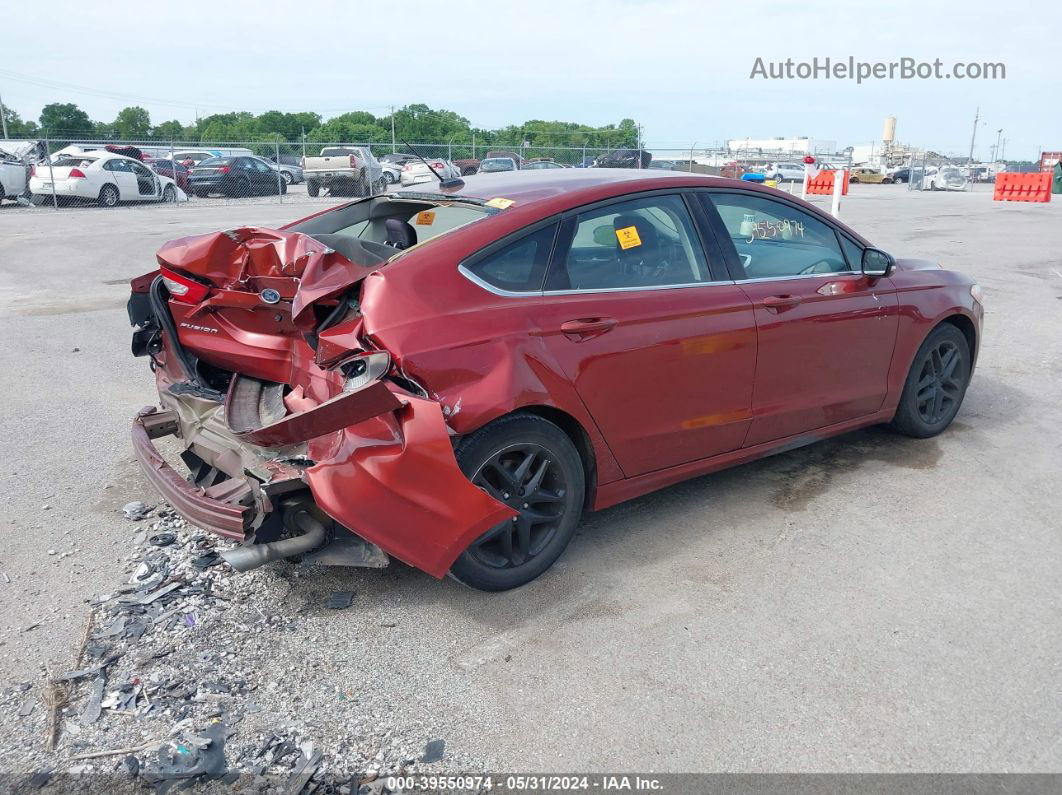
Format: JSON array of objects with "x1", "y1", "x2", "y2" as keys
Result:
[
  {"x1": 256, "y1": 111, "x2": 322, "y2": 140},
  {"x1": 39, "y1": 102, "x2": 92, "y2": 135},
  {"x1": 153, "y1": 119, "x2": 189, "y2": 140},
  {"x1": 1, "y1": 107, "x2": 39, "y2": 137},
  {"x1": 113, "y1": 106, "x2": 151, "y2": 139},
  {"x1": 389, "y1": 104, "x2": 470, "y2": 142}
]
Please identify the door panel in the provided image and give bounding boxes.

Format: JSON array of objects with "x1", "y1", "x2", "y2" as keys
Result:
[
  {"x1": 699, "y1": 190, "x2": 899, "y2": 446},
  {"x1": 107, "y1": 160, "x2": 139, "y2": 199},
  {"x1": 534, "y1": 288, "x2": 757, "y2": 476},
  {"x1": 535, "y1": 192, "x2": 757, "y2": 477},
  {"x1": 738, "y1": 275, "x2": 898, "y2": 445}
]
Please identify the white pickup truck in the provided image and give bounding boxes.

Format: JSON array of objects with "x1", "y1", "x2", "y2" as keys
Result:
[
  {"x1": 0, "y1": 140, "x2": 39, "y2": 203},
  {"x1": 301, "y1": 146, "x2": 384, "y2": 197}
]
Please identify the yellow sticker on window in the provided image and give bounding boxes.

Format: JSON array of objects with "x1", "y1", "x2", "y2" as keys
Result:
[
  {"x1": 615, "y1": 225, "x2": 642, "y2": 250},
  {"x1": 485, "y1": 197, "x2": 515, "y2": 210},
  {"x1": 414, "y1": 210, "x2": 436, "y2": 225}
]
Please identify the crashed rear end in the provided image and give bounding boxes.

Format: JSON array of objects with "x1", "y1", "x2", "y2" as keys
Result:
[{"x1": 128, "y1": 207, "x2": 515, "y2": 578}]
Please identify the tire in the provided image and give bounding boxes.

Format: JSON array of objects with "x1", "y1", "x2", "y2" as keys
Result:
[
  {"x1": 281, "y1": 170, "x2": 294, "y2": 185},
  {"x1": 307, "y1": 181, "x2": 320, "y2": 197},
  {"x1": 161, "y1": 184, "x2": 176, "y2": 203},
  {"x1": 889, "y1": 323, "x2": 971, "y2": 438},
  {"x1": 98, "y1": 184, "x2": 120, "y2": 207},
  {"x1": 279, "y1": 180, "x2": 288, "y2": 195},
  {"x1": 384, "y1": 171, "x2": 397, "y2": 184},
  {"x1": 450, "y1": 414, "x2": 585, "y2": 591},
  {"x1": 850, "y1": 176, "x2": 859, "y2": 183},
  {"x1": 376, "y1": 177, "x2": 387, "y2": 192}
]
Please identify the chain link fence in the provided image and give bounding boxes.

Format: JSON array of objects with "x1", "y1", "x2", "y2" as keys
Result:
[{"x1": 2, "y1": 135, "x2": 978, "y2": 214}]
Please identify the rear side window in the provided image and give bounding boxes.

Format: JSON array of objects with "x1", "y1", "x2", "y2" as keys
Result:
[{"x1": 464, "y1": 223, "x2": 557, "y2": 293}]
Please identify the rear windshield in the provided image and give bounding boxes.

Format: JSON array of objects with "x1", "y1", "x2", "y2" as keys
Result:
[
  {"x1": 480, "y1": 159, "x2": 515, "y2": 172},
  {"x1": 198, "y1": 157, "x2": 233, "y2": 167},
  {"x1": 321, "y1": 148, "x2": 361, "y2": 157},
  {"x1": 286, "y1": 197, "x2": 492, "y2": 261},
  {"x1": 52, "y1": 157, "x2": 97, "y2": 167}
]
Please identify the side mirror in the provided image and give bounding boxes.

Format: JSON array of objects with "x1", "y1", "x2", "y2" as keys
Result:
[{"x1": 862, "y1": 248, "x2": 894, "y2": 278}]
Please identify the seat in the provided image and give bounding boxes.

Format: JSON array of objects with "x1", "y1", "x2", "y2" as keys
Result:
[
  {"x1": 385, "y1": 218, "x2": 417, "y2": 249},
  {"x1": 613, "y1": 214, "x2": 666, "y2": 286}
]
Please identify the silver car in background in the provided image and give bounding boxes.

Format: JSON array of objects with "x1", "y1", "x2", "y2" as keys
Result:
[{"x1": 924, "y1": 166, "x2": 968, "y2": 191}]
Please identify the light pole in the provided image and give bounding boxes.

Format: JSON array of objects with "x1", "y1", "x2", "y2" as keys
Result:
[
  {"x1": 993, "y1": 128, "x2": 1003, "y2": 163},
  {"x1": 0, "y1": 89, "x2": 7, "y2": 139}
]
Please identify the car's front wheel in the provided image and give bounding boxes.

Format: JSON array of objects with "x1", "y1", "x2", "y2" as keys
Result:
[
  {"x1": 451, "y1": 414, "x2": 585, "y2": 591},
  {"x1": 890, "y1": 323, "x2": 971, "y2": 438}
]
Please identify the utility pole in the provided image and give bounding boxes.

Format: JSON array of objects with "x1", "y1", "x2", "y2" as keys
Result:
[
  {"x1": 1000, "y1": 138, "x2": 1006, "y2": 163},
  {"x1": 993, "y1": 128, "x2": 1002, "y2": 163},
  {"x1": 967, "y1": 106, "x2": 980, "y2": 166},
  {"x1": 0, "y1": 89, "x2": 8, "y2": 139},
  {"x1": 390, "y1": 105, "x2": 396, "y2": 153}
]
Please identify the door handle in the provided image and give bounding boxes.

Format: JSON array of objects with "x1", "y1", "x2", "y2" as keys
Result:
[
  {"x1": 560, "y1": 317, "x2": 617, "y2": 340},
  {"x1": 762, "y1": 295, "x2": 803, "y2": 310}
]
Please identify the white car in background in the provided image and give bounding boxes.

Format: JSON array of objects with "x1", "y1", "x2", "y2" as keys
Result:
[
  {"x1": 380, "y1": 162, "x2": 402, "y2": 184},
  {"x1": 924, "y1": 166, "x2": 968, "y2": 191},
  {"x1": 763, "y1": 162, "x2": 807, "y2": 183},
  {"x1": 399, "y1": 158, "x2": 461, "y2": 186},
  {"x1": 29, "y1": 151, "x2": 183, "y2": 207}
]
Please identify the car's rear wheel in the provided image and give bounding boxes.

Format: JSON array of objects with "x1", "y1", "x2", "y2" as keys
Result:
[
  {"x1": 451, "y1": 414, "x2": 585, "y2": 591},
  {"x1": 890, "y1": 323, "x2": 971, "y2": 438},
  {"x1": 384, "y1": 171, "x2": 397, "y2": 184},
  {"x1": 307, "y1": 181, "x2": 320, "y2": 197},
  {"x1": 98, "y1": 184, "x2": 119, "y2": 207}
]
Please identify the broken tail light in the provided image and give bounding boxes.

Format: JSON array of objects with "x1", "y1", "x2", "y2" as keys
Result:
[
  {"x1": 69, "y1": 168, "x2": 87, "y2": 179},
  {"x1": 349, "y1": 155, "x2": 360, "y2": 169},
  {"x1": 340, "y1": 351, "x2": 391, "y2": 393},
  {"x1": 160, "y1": 267, "x2": 211, "y2": 304}
]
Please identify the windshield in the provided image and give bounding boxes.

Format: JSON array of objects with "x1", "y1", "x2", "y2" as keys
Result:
[
  {"x1": 52, "y1": 156, "x2": 97, "y2": 167},
  {"x1": 941, "y1": 168, "x2": 961, "y2": 178}
]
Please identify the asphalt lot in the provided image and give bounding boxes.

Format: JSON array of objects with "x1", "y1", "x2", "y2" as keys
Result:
[{"x1": 0, "y1": 182, "x2": 1059, "y2": 773}]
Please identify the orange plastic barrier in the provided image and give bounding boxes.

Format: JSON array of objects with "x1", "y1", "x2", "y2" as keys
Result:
[
  {"x1": 993, "y1": 172, "x2": 1052, "y2": 203},
  {"x1": 806, "y1": 169, "x2": 849, "y2": 196}
]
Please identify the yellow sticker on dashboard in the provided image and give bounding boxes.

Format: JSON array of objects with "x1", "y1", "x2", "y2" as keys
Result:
[
  {"x1": 415, "y1": 210, "x2": 436, "y2": 225},
  {"x1": 485, "y1": 197, "x2": 515, "y2": 209},
  {"x1": 615, "y1": 225, "x2": 642, "y2": 249}
]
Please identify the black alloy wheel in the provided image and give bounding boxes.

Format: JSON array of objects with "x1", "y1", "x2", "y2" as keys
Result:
[
  {"x1": 890, "y1": 324, "x2": 971, "y2": 438},
  {"x1": 451, "y1": 415, "x2": 584, "y2": 591}
]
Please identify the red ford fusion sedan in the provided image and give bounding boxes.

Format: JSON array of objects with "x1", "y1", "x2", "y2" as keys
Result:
[{"x1": 128, "y1": 169, "x2": 982, "y2": 590}]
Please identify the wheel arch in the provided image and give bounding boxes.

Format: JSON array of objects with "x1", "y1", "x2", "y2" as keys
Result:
[{"x1": 938, "y1": 312, "x2": 978, "y2": 361}]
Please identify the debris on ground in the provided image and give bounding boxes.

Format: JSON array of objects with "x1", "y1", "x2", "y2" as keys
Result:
[
  {"x1": 0, "y1": 502, "x2": 488, "y2": 791},
  {"x1": 121, "y1": 501, "x2": 153, "y2": 521}
]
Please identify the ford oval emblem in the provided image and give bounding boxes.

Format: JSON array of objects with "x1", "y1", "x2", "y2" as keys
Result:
[{"x1": 260, "y1": 288, "x2": 281, "y2": 304}]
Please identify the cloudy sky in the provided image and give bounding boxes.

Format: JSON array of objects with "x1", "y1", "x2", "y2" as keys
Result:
[{"x1": 2, "y1": 0, "x2": 1055, "y2": 160}]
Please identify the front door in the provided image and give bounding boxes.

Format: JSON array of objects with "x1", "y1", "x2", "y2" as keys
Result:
[
  {"x1": 534, "y1": 192, "x2": 758, "y2": 477},
  {"x1": 698, "y1": 191, "x2": 899, "y2": 447}
]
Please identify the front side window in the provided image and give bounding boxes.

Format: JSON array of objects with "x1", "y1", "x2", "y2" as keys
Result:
[
  {"x1": 464, "y1": 223, "x2": 557, "y2": 293},
  {"x1": 703, "y1": 192, "x2": 849, "y2": 279},
  {"x1": 550, "y1": 194, "x2": 710, "y2": 291}
]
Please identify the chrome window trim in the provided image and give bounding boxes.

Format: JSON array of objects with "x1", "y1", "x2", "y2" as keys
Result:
[
  {"x1": 457, "y1": 263, "x2": 737, "y2": 297},
  {"x1": 542, "y1": 279, "x2": 737, "y2": 296},
  {"x1": 739, "y1": 270, "x2": 857, "y2": 284}
]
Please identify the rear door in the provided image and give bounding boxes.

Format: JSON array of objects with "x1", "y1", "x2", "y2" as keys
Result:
[
  {"x1": 698, "y1": 189, "x2": 898, "y2": 446},
  {"x1": 532, "y1": 191, "x2": 757, "y2": 477}
]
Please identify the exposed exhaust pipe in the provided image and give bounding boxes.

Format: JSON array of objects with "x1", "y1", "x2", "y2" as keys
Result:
[{"x1": 220, "y1": 509, "x2": 328, "y2": 572}]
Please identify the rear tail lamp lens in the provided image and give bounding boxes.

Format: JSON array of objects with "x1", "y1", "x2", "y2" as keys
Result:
[
  {"x1": 68, "y1": 168, "x2": 87, "y2": 179},
  {"x1": 160, "y1": 268, "x2": 211, "y2": 304},
  {"x1": 340, "y1": 351, "x2": 391, "y2": 392}
]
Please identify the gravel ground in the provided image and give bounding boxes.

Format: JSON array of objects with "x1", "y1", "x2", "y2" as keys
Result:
[{"x1": 0, "y1": 183, "x2": 1060, "y2": 786}]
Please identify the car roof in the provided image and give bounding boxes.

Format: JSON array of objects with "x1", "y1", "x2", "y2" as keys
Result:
[{"x1": 393, "y1": 168, "x2": 874, "y2": 246}]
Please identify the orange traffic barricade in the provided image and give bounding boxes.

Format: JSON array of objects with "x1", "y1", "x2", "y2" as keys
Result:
[
  {"x1": 806, "y1": 169, "x2": 849, "y2": 196},
  {"x1": 994, "y1": 172, "x2": 1052, "y2": 203}
]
